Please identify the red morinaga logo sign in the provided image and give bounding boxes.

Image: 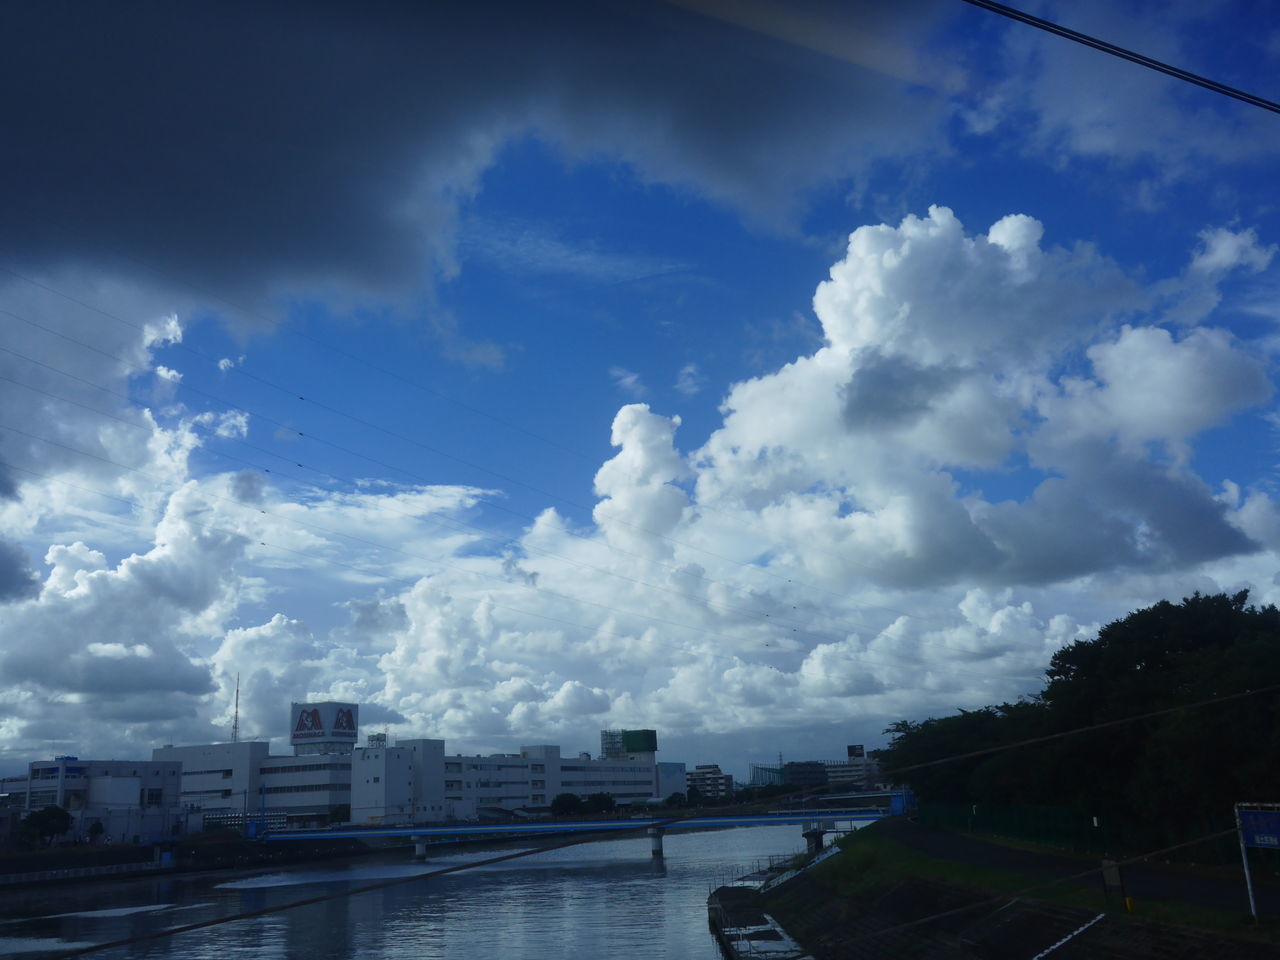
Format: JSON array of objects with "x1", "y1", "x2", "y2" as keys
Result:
[
  {"x1": 293, "y1": 708, "x2": 325, "y2": 738},
  {"x1": 333, "y1": 708, "x2": 356, "y2": 735}
]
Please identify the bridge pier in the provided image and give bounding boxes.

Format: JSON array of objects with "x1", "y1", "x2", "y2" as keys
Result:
[
  {"x1": 648, "y1": 827, "x2": 665, "y2": 859},
  {"x1": 413, "y1": 836, "x2": 428, "y2": 859},
  {"x1": 802, "y1": 827, "x2": 827, "y2": 856}
]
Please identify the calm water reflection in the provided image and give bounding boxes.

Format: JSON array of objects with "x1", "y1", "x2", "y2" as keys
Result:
[{"x1": 0, "y1": 824, "x2": 818, "y2": 959}]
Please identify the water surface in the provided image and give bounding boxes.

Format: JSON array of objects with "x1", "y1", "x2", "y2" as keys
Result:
[{"x1": 0, "y1": 824, "x2": 817, "y2": 958}]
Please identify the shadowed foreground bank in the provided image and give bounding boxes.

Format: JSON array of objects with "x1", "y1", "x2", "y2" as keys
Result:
[{"x1": 713, "y1": 819, "x2": 1280, "y2": 959}]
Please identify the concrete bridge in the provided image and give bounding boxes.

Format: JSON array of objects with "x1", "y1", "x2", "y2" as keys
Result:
[{"x1": 263, "y1": 808, "x2": 886, "y2": 859}]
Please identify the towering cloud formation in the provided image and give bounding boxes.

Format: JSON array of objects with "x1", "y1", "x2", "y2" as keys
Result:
[
  {"x1": 696, "y1": 207, "x2": 1267, "y2": 588},
  {"x1": 0, "y1": 201, "x2": 1274, "y2": 768}
]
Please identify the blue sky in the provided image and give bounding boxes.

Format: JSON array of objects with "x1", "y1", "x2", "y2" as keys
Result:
[{"x1": 1, "y1": 0, "x2": 1279, "y2": 777}]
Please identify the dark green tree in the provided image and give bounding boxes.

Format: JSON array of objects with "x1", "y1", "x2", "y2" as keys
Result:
[
  {"x1": 583, "y1": 792, "x2": 616, "y2": 814},
  {"x1": 664, "y1": 791, "x2": 686, "y2": 807},
  {"x1": 24, "y1": 805, "x2": 73, "y2": 847},
  {"x1": 877, "y1": 592, "x2": 1280, "y2": 842},
  {"x1": 550, "y1": 793, "x2": 583, "y2": 816}
]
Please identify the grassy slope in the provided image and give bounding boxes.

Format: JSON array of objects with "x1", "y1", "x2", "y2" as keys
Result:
[{"x1": 778, "y1": 823, "x2": 1280, "y2": 946}]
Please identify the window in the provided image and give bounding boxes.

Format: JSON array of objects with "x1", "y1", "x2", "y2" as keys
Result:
[{"x1": 373, "y1": 776, "x2": 380, "y2": 783}]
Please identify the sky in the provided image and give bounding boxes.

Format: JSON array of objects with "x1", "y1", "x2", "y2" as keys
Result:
[{"x1": 1, "y1": 0, "x2": 1279, "y2": 779}]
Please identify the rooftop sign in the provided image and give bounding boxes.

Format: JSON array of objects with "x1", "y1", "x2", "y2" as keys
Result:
[{"x1": 289, "y1": 701, "x2": 359, "y2": 745}]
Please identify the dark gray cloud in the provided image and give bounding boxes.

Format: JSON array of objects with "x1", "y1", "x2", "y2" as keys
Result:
[
  {"x1": 232, "y1": 470, "x2": 266, "y2": 504},
  {"x1": 360, "y1": 702, "x2": 409, "y2": 727},
  {"x1": 0, "y1": 539, "x2": 39, "y2": 603},
  {"x1": 1, "y1": 1, "x2": 951, "y2": 309},
  {"x1": 978, "y1": 449, "x2": 1259, "y2": 585},
  {"x1": 841, "y1": 352, "x2": 966, "y2": 430}
]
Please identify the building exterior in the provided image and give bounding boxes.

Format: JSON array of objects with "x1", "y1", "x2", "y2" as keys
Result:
[
  {"x1": 2, "y1": 756, "x2": 184, "y2": 843},
  {"x1": 599, "y1": 728, "x2": 658, "y2": 764},
  {"x1": 782, "y1": 761, "x2": 829, "y2": 788},
  {"x1": 351, "y1": 737, "x2": 684, "y2": 824},
  {"x1": 656, "y1": 761, "x2": 687, "y2": 800},
  {"x1": 750, "y1": 746, "x2": 882, "y2": 793},
  {"x1": 748, "y1": 764, "x2": 783, "y2": 787},
  {"x1": 824, "y1": 745, "x2": 882, "y2": 790},
  {"x1": 686, "y1": 764, "x2": 734, "y2": 801},
  {"x1": 350, "y1": 735, "x2": 474, "y2": 824},
  {"x1": 154, "y1": 700, "x2": 361, "y2": 830}
]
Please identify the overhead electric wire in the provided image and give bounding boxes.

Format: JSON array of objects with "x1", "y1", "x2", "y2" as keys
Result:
[
  {"x1": 2, "y1": 302, "x2": 970, "y2": 640},
  {"x1": 878, "y1": 680, "x2": 1280, "y2": 779},
  {"x1": 961, "y1": 0, "x2": 1280, "y2": 115},
  {"x1": 41, "y1": 678, "x2": 1280, "y2": 957},
  {"x1": 2, "y1": 363, "x2": 1037, "y2": 693},
  {"x1": 0, "y1": 447, "x2": 1030, "y2": 691},
  {"x1": 0, "y1": 423, "x2": 821, "y2": 656},
  {"x1": 0, "y1": 264, "x2": 968, "y2": 631},
  {"x1": 4, "y1": 361, "x2": 964, "y2": 655}
]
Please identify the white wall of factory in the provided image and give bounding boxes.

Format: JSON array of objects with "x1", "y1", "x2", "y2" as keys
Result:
[
  {"x1": 154, "y1": 701, "x2": 361, "y2": 830},
  {"x1": 351, "y1": 739, "x2": 686, "y2": 825},
  {"x1": 1, "y1": 756, "x2": 184, "y2": 844},
  {"x1": 151, "y1": 701, "x2": 684, "y2": 827}
]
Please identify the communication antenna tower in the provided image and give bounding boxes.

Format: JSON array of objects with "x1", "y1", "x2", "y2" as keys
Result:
[{"x1": 231, "y1": 672, "x2": 240, "y2": 743}]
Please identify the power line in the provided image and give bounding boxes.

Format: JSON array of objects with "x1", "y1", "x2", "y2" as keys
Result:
[
  {"x1": 0, "y1": 426, "x2": 806, "y2": 655},
  {"x1": 961, "y1": 0, "x2": 1280, "y2": 115},
  {"x1": 1, "y1": 299, "x2": 969, "y2": 637},
  {"x1": 2, "y1": 453, "x2": 1026, "y2": 691},
  {"x1": 43, "y1": 747, "x2": 1280, "y2": 957},
  {"x1": 878, "y1": 682, "x2": 1280, "y2": 778},
  {"x1": 0, "y1": 265, "x2": 968, "y2": 630}
]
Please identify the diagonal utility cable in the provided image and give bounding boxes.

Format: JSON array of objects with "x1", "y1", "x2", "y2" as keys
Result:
[
  {"x1": 3, "y1": 452, "x2": 1028, "y2": 688},
  {"x1": 2, "y1": 304, "x2": 968, "y2": 633},
  {"x1": 0, "y1": 266, "x2": 968, "y2": 629},
  {"x1": 961, "y1": 0, "x2": 1280, "y2": 114}
]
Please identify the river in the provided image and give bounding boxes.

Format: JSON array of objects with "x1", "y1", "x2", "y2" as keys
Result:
[{"x1": 0, "y1": 824, "x2": 819, "y2": 958}]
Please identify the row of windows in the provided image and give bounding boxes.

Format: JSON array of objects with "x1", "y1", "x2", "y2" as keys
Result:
[
  {"x1": 260, "y1": 763, "x2": 351, "y2": 775},
  {"x1": 184, "y1": 769, "x2": 234, "y2": 778},
  {"x1": 33, "y1": 766, "x2": 176, "y2": 780},
  {"x1": 261, "y1": 783, "x2": 351, "y2": 795},
  {"x1": 558, "y1": 765, "x2": 650, "y2": 774},
  {"x1": 561, "y1": 780, "x2": 653, "y2": 788}
]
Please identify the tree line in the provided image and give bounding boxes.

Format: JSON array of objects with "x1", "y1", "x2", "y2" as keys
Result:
[{"x1": 876, "y1": 592, "x2": 1280, "y2": 837}]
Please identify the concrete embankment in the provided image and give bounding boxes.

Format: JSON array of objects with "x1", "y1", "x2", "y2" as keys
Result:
[
  {"x1": 0, "y1": 835, "x2": 374, "y2": 889},
  {"x1": 712, "y1": 819, "x2": 1280, "y2": 959}
]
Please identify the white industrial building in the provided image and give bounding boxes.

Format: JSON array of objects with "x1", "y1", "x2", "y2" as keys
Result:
[
  {"x1": 1, "y1": 756, "x2": 184, "y2": 843},
  {"x1": 8, "y1": 701, "x2": 688, "y2": 835},
  {"x1": 154, "y1": 701, "x2": 360, "y2": 830},
  {"x1": 351, "y1": 735, "x2": 687, "y2": 825}
]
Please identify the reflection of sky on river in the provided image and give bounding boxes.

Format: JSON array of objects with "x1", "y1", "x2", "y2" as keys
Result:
[{"x1": 0, "y1": 825, "x2": 816, "y2": 958}]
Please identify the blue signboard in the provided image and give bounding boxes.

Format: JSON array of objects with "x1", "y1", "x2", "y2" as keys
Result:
[{"x1": 1239, "y1": 809, "x2": 1280, "y2": 849}]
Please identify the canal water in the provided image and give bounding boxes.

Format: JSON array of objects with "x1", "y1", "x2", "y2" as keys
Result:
[{"x1": 0, "y1": 824, "x2": 817, "y2": 958}]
